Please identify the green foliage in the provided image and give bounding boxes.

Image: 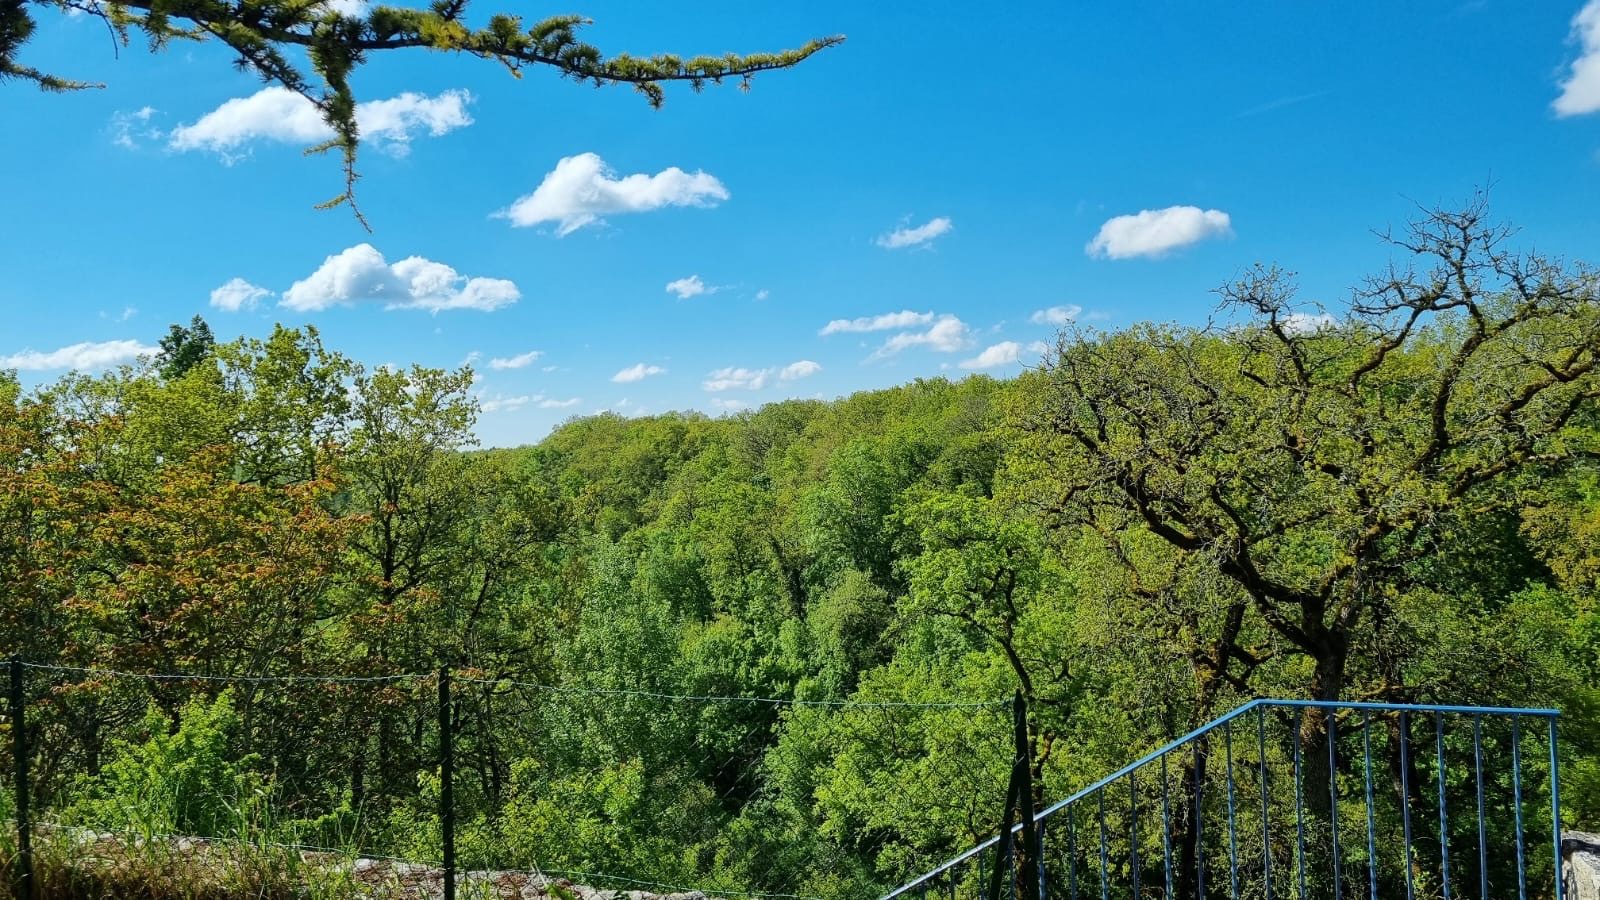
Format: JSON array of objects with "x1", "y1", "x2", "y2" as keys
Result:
[
  {"x1": 64, "y1": 691, "x2": 266, "y2": 839},
  {"x1": 155, "y1": 315, "x2": 215, "y2": 381},
  {"x1": 497, "y1": 757, "x2": 720, "y2": 883},
  {"x1": 3, "y1": 206, "x2": 1598, "y2": 895}
]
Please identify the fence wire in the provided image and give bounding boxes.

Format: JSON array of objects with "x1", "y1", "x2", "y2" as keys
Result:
[{"x1": 2, "y1": 660, "x2": 1011, "y2": 900}]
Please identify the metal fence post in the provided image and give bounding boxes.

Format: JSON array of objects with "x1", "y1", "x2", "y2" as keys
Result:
[
  {"x1": 1013, "y1": 692, "x2": 1040, "y2": 900},
  {"x1": 9, "y1": 657, "x2": 32, "y2": 900},
  {"x1": 1551, "y1": 716, "x2": 1564, "y2": 900},
  {"x1": 439, "y1": 664, "x2": 455, "y2": 900},
  {"x1": 988, "y1": 750, "x2": 1022, "y2": 900}
]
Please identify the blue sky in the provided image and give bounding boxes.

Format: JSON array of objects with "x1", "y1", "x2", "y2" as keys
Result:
[{"x1": 3, "y1": 1, "x2": 1598, "y2": 447}]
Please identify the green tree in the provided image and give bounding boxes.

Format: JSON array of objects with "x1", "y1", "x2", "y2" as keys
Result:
[
  {"x1": 155, "y1": 315, "x2": 215, "y2": 381},
  {"x1": 1019, "y1": 199, "x2": 1600, "y2": 709}
]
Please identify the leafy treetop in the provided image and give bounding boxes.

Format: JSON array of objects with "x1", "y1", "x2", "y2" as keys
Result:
[{"x1": 0, "y1": 0, "x2": 842, "y2": 224}]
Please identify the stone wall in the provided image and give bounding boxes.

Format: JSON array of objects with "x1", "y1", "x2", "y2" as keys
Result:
[{"x1": 1566, "y1": 831, "x2": 1600, "y2": 900}]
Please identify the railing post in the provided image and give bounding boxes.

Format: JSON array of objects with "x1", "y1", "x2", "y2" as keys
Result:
[
  {"x1": 9, "y1": 657, "x2": 32, "y2": 900},
  {"x1": 1013, "y1": 692, "x2": 1040, "y2": 900},
  {"x1": 438, "y1": 664, "x2": 455, "y2": 900},
  {"x1": 1551, "y1": 716, "x2": 1563, "y2": 900},
  {"x1": 988, "y1": 747, "x2": 1022, "y2": 900}
]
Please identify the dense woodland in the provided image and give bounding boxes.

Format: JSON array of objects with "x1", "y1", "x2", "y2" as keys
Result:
[{"x1": 2, "y1": 205, "x2": 1599, "y2": 897}]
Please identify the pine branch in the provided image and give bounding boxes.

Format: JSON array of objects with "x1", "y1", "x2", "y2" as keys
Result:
[{"x1": 7, "y1": 0, "x2": 843, "y2": 227}]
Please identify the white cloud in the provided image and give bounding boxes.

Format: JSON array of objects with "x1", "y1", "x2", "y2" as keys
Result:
[
  {"x1": 1030, "y1": 305, "x2": 1083, "y2": 326},
  {"x1": 869, "y1": 315, "x2": 974, "y2": 360},
  {"x1": 480, "y1": 395, "x2": 533, "y2": 413},
  {"x1": 877, "y1": 216, "x2": 953, "y2": 249},
  {"x1": 110, "y1": 106, "x2": 160, "y2": 149},
  {"x1": 959, "y1": 341, "x2": 1030, "y2": 370},
  {"x1": 498, "y1": 152, "x2": 729, "y2": 235},
  {"x1": 780, "y1": 360, "x2": 822, "y2": 381},
  {"x1": 281, "y1": 244, "x2": 519, "y2": 313},
  {"x1": 1556, "y1": 1, "x2": 1600, "y2": 116},
  {"x1": 754, "y1": 289, "x2": 770, "y2": 301},
  {"x1": 819, "y1": 310, "x2": 935, "y2": 336},
  {"x1": 665, "y1": 275, "x2": 715, "y2": 299},
  {"x1": 1280, "y1": 312, "x2": 1338, "y2": 333},
  {"x1": 710, "y1": 398, "x2": 748, "y2": 411},
  {"x1": 488, "y1": 350, "x2": 543, "y2": 370},
  {"x1": 1, "y1": 339, "x2": 157, "y2": 372},
  {"x1": 168, "y1": 87, "x2": 472, "y2": 159},
  {"x1": 1086, "y1": 206, "x2": 1233, "y2": 259},
  {"x1": 539, "y1": 397, "x2": 581, "y2": 409},
  {"x1": 703, "y1": 366, "x2": 772, "y2": 391},
  {"x1": 318, "y1": 0, "x2": 367, "y2": 15},
  {"x1": 210, "y1": 277, "x2": 272, "y2": 312},
  {"x1": 613, "y1": 363, "x2": 666, "y2": 383}
]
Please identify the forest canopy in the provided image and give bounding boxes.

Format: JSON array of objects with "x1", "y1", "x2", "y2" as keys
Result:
[{"x1": 1, "y1": 204, "x2": 1596, "y2": 896}]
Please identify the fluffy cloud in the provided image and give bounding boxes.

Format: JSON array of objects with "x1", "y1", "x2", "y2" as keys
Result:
[
  {"x1": 1030, "y1": 305, "x2": 1083, "y2": 326},
  {"x1": 480, "y1": 394, "x2": 533, "y2": 414},
  {"x1": 168, "y1": 87, "x2": 473, "y2": 159},
  {"x1": 499, "y1": 152, "x2": 729, "y2": 235},
  {"x1": 613, "y1": 363, "x2": 666, "y2": 383},
  {"x1": 710, "y1": 398, "x2": 748, "y2": 411},
  {"x1": 959, "y1": 341, "x2": 1030, "y2": 369},
  {"x1": 1, "y1": 339, "x2": 157, "y2": 371},
  {"x1": 210, "y1": 277, "x2": 272, "y2": 312},
  {"x1": 869, "y1": 315, "x2": 974, "y2": 360},
  {"x1": 819, "y1": 310, "x2": 934, "y2": 336},
  {"x1": 488, "y1": 350, "x2": 543, "y2": 370},
  {"x1": 877, "y1": 216, "x2": 953, "y2": 249},
  {"x1": 780, "y1": 360, "x2": 822, "y2": 381},
  {"x1": 1086, "y1": 206, "x2": 1233, "y2": 259},
  {"x1": 281, "y1": 244, "x2": 519, "y2": 313},
  {"x1": 1281, "y1": 312, "x2": 1338, "y2": 333},
  {"x1": 703, "y1": 366, "x2": 772, "y2": 391},
  {"x1": 665, "y1": 275, "x2": 713, "y2": 299},
  {"x1": 479, "y1": 393, "x2": 580, "y2": 413},
  {"x1": 1556, "y1": 1, "x2": 1600, "y2": 116}
]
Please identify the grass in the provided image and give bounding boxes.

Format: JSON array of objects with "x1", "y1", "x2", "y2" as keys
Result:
[{"x1": 2, "y1": 825, "x2": 393, "y2": 900}]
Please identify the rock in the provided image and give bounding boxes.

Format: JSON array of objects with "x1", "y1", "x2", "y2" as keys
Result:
[{"x1": 1565, "y1": 831, "x2": 1600, "y2": 900}]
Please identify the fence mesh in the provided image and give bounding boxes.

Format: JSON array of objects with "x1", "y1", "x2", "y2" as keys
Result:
[{"x1": 2, "y1": 660, "x2": 1011, "y2": 900}]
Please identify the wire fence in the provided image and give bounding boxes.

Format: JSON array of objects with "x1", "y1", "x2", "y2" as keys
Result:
[{"x1": 2, "y1": 657, "x2": 1012, "y2": 900}]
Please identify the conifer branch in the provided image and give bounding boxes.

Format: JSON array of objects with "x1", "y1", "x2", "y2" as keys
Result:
[{"x1": 4, "y1": 0, "x2": 843, "y2": 228}]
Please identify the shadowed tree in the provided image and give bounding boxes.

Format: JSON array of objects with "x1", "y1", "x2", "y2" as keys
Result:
[{"x1": 155, "y1": 315, "x2": 215, "y2": 380}]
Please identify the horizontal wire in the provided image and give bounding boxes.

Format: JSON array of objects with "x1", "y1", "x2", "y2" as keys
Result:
[
  {"x1": 13, "y1": 661, "x2": 1006, "y2": 709},
  {"x1": 17, "y1": 661, "x2": 421, "y2": 685},
  {"x1": 454, "y1": 676, "x2": 1008, "y2": 709}
]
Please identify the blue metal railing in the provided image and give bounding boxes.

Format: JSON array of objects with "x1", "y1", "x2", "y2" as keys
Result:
[{"x1": 883, "y1": 699, "x2": 1563, "y2": 900}]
